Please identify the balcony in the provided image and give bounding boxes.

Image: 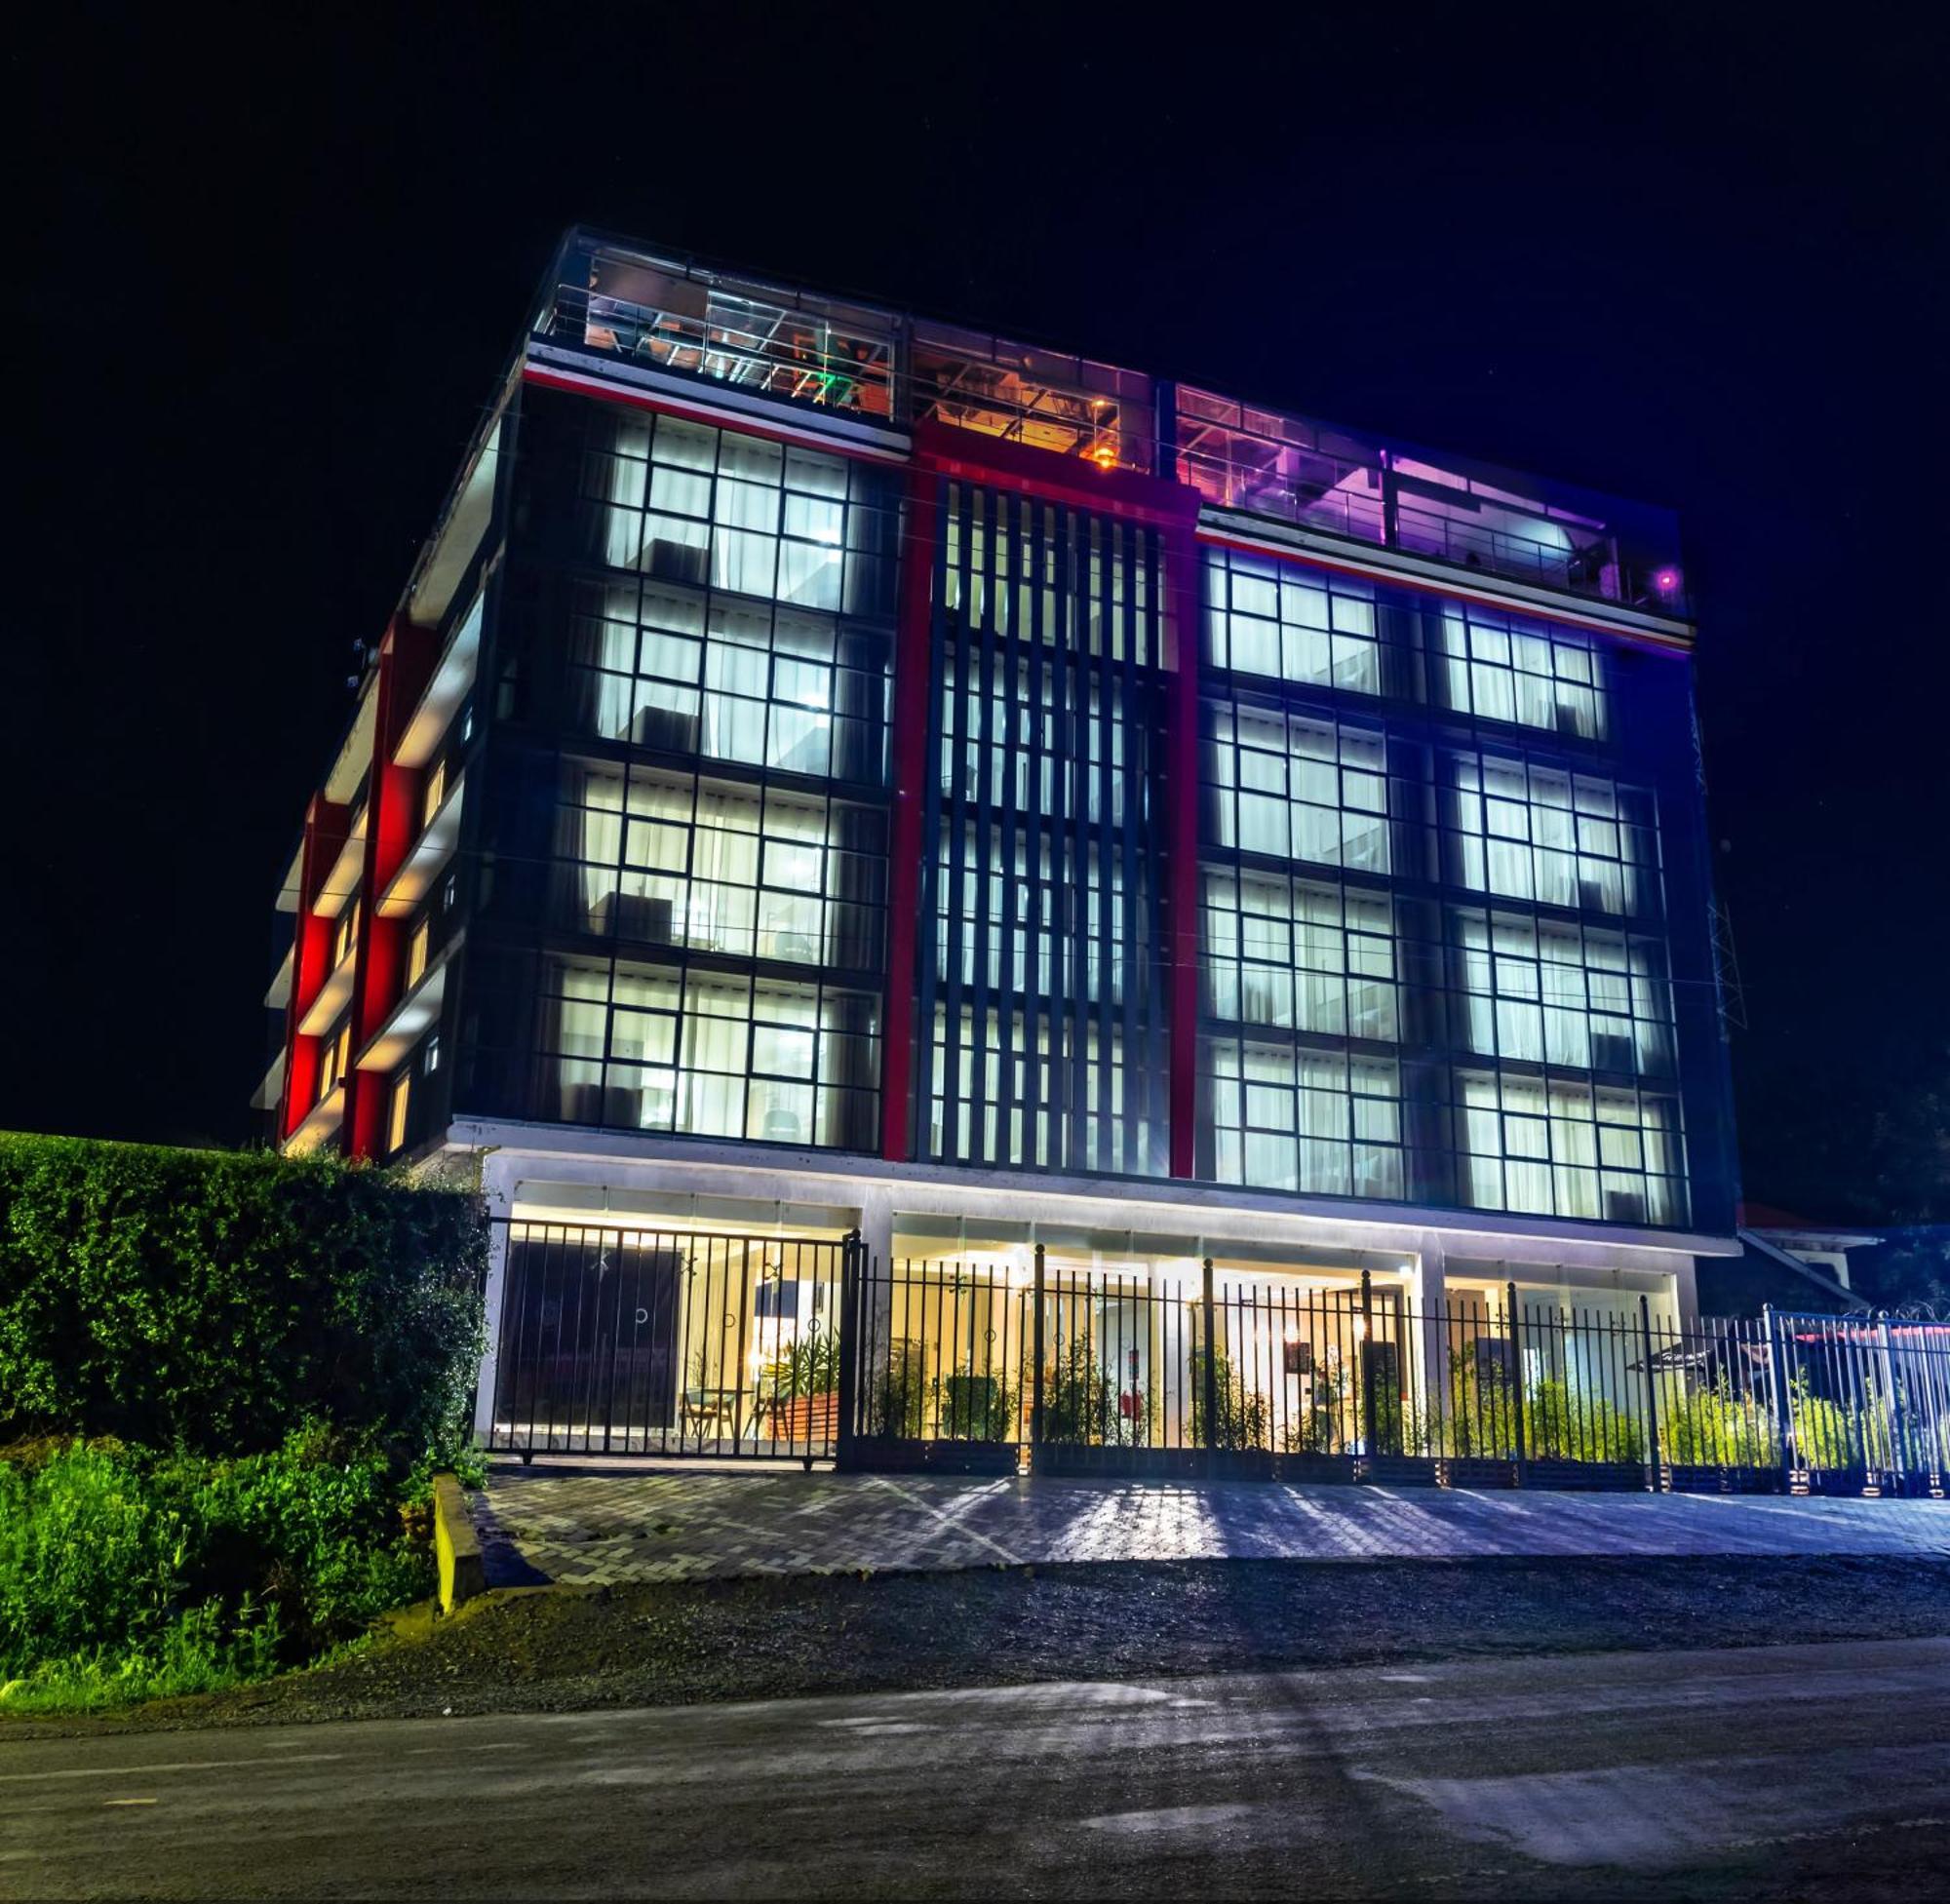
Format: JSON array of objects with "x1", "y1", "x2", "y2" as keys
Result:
[
  {"x1": 376, "y1": 767, "x2": 465, "y2": 919},
  {"x1": 285, "y1": 1083, "x2": 344, "y2": 1156},
  {"x1": 296, "y1": 944, "x2": 357, "y2": 1040}
]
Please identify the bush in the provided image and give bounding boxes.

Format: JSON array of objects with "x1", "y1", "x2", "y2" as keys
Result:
[
  {"x1": 0, "y1": 1133, "x2": 487, "y2": 1461},
  {"x1": 0, "y1": 1430, "x2": 432, "y2": 1710},
  {"x1": 1526, "y1": 1377, "x2": 1646, "y2": 1463}
]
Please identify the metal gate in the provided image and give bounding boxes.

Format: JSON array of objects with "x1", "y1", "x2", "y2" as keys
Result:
[{"x1": 487, "y1": 1222, "x2": 850, "y2": 1460}]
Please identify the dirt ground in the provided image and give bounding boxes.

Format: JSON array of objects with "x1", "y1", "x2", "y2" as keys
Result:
[{"x1": 8, "y1": 1552, "x2": 1950, "y2": 1739}]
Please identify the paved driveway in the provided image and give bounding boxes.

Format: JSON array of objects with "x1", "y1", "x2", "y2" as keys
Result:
[{"x1": 473, "y1": 1464, "x2": 1950, "y2": 1587}]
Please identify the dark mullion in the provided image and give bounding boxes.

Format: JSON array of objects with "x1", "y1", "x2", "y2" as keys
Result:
[
  {"x1": 1049, "y1": 502, "x2": 1073, "y2": 1172},
  {"x1": 968, "y1": 492, "x2": 998, "y2": 1165},
  {"x1": 1094, "y1": 519, "x2": 1115, "y2": 1174},
  {"x1": 1117, "y1": 524, "x2": 1143, "y2": 1176},
  {"x1": 1065, "y1": 511, "x2": 1090, "y2": 1175},
  {"x1": 1025, "y1": 504, "x2": 1048, "y2": 1170},
  {"x1": 915, "y1": 485, "x2": 953, "y2": 1161},
  {"x1": 940, "y1": 486, "x2": 977, "y2": 1162},
  {"x1": 994, "y1": 494, "x2": 1022, "y2": 1169}
]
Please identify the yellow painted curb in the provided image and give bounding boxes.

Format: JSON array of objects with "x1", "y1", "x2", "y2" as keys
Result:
[{"x1": 432, "y1": 1473, "x2": 486, "y2": 1615}]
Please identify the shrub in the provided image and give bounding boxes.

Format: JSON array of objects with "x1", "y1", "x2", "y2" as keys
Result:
[
  {"x1": 1190, "y1": 1346, "x2": 1269, "y2": 1453},
  {"x1": 1525, "y1": 1377, "x2": 1646, "y2": 1463},
  {"x1": 0, "y1": 1429, "x2": 431, "y2": 1709},
  {"x1": 0, "y1": 1133, "x2": 487, "y2": 1462},
  {"x1": 938, "y1": 1373, "x2": 1019, "y2": 1442},
  {"x1": 1661, "y1": 1380, "x2": 1779, "y2": 1466}
]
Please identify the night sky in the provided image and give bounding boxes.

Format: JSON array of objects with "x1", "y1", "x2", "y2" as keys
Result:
[{"x1": 13, "y1": 9, "x2": 1947, "y2": 1235}]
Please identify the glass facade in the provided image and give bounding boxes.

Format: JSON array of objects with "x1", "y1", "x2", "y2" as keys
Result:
[
  {"x1": 277, "y1": 234, "x2": 1734, "y2": 1239},
  {"x1": 914, "y1": 480, "x2": 1171, "y2": 1177}
]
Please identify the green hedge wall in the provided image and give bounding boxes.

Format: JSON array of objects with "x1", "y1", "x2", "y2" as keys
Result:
[{"x1": 0, "y1": 1134, "x2": 488, "y2": 1459}]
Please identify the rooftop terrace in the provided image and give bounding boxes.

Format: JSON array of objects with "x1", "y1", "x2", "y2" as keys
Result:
[{"x1": 528, "y1": 228, "x2": 1688, "y2": 619}]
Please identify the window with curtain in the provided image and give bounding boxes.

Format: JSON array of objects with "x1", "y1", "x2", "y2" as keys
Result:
[
  {"x1": 1452, "y1": 909, "x2": 1674, "y2": 1074},
  {"x1": 1204, "y1": 1038, "x2": 1402, "y2": 1198},
  {"x1": 586, "y1": 409, "x2": 898, "y2": 621},
  {"x1": 566, "y1": 576, "x2": 889, "y2": 785},
  {"x1": 538, "y1": 955, "x2": 878, "y2": 1149},
  {"x1": 1201, "y1": 868, "x2": 1396, "y2": 1041},
  {"x1": 1455, "y1": 1068, "x2": 1686, "y2": 1225},
  {"x1": 555, "y1": 761, "x2": 885, "y2": 971},
  {"x1": 1444, "y1": 751, "x2": 1658, "y2": 917},
  {"x1": 1205, "y1": 701, "x2": 1390, "y2": 874},
  {"x1": 1203, "y1": 546, "x2": 1382, "y2": 696},
  {"x1": 1434, "y1": 603, "x2": 1605, "y2": 738}
]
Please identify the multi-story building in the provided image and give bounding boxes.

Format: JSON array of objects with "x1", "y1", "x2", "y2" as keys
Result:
[{"x1": 257, "y1": 226, "x2": 1741, "y2": 1457}]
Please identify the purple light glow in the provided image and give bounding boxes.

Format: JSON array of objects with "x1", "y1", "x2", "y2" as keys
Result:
[{"x1": 1656, "y1": 566, "x2": 1681, "y2": 593}]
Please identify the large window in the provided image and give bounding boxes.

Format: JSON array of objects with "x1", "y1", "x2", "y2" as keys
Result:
[
  {"x1": 567, "y1": 576, "x2": 889, "y2": 784},
  {"x1": 1455, "y1": 1069, "x2": 1686, "y2": 1227},
  {"x1": 1205, "y1": 1040, "x2": 1403, "y2": 1199},
  {"x1": 540, "y1": 955, "x2": 878, "y2": 1151},
  {"x1": 1444, "y1": 752, "x2": 1658, "y2": 917},
  {"x1": 1204, "y1": 547, "x2": 1381, "y2": 696},
  {"x1": 1206, "y1": 701, "x2": 1391, "y2": 874},
  {"x1": 1202, "y1": 869, "x2": 1395, "y2": 1040},
  {"x1": 936, "y1": 829, "x2": 1127, "y2": 1004},
  {"x1": 585, "y1": 411, "x2": 899, "y2": 618},
  {"x1": 1435, "y1": 603, "x2": 1605, "y2": 739},
  {"x1": 556, "y1": 761, "x2": 885, "y2": 972},
  {"x1": 1452, "y1": 910, "x2": 1674, "y2": 1076}
]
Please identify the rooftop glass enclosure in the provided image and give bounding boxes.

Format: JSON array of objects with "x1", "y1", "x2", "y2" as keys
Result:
[
  {"x1": 1175, "y1": 385, "x2": 1687, "y2": 615},
  {"x1": 533, "y1": 232, "x2": 1687, "y2": 617},
  {"x1": 535, "y1": 240, "x2": 901, "y2": 422}
]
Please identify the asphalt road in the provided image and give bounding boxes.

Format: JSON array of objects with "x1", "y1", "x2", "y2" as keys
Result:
[{"x1": 6, "y1": 1637, "x2": 1950, "y2": 1900}]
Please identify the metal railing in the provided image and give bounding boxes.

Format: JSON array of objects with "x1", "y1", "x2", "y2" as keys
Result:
[
  {"x1": 486, "y1": 1222, "x2": 850, "y2": 1460},
  {"x1": 838, "y1": 1255, "x2": 1950, "y2": 1497}
]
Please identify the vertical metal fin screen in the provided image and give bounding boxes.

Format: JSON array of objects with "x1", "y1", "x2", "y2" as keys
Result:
[{"x1": 916, "y1": 482, "x2": 1170, "y2": 1176}]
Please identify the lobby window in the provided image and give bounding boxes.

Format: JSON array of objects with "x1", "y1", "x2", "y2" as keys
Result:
[
  {"x1": 1205, "y1": 1040, "x2": 1402, "y2": 1199},
  {"x1": 567, "y1": 576, "x2": 889, "y2": 785},
  {"x1": 1452, "y1": 910, "x2": 1674, "y2": 1075},
  {"x1": 538, "y1": 955, "x2": 878, "y2": 1150},
  {"x1": 1204, "y1": 547, "x2": 1381, "y2": 697},
  {"x1": 1435, "y1": 604, "x2": 1605, "y2": 739},
  {"x1": 1206, "y1": 701, "x2": 1390, "y2": 874},
  {"x1": 557, "y1": 761, "x2": 885, "y2": 971},
  {"x1": 583, "y1": 410, "x2": 899, "y2": 620},
  {"x1": 1202, "y1": 869, "x2": 1395, "y2": 1041},
  {"x1": 1444, "y1": 752, "x2": 1658, "y2": 917},
  {"x1": 1455, "y1": 1069, "x2": 1687, "y2": 1226}
]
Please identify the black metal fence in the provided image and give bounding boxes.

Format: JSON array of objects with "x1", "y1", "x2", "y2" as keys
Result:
[
  {"x1": 838, "y1": 1250, "x2": 1950, "y2": 1498},
  {"x1": 486, "y1": 1222, "x2": 849, "y2": 1459}
]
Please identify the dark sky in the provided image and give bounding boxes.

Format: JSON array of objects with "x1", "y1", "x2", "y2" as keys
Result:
[{"x1": 12, "y1": 6, "x2": 1947, "y2": 1224}]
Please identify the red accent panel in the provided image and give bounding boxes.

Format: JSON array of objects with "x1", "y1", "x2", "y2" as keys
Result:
[
  {"x1": 879, "y1": 465, "x2": 939, "y2": 1163},
  {"x1": 345, "y1": 619, "x2": 437, "y2": 1160},
  {"x1": 520, "y1": 365, "x2": 906, "y2": 467},
  {"x1": 911, "y1": 419, "x2": 1200, "y2": 530},
  {"x1": 1194, "y1": 529, "x2": 1692, "y2": 649},
  {"x1": 279, "y1": 797, "x2": 350, "y2": 1141},
  {"x1": 1163, "y1": 518, "x2": 1203, "y2": 1180}
]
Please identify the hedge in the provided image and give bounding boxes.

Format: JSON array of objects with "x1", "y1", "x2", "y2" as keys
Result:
[{"x1": 0, "y1": 1133, "x2": 488, "y2": 1460}]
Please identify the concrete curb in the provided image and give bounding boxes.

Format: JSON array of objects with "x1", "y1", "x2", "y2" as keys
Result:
[{"x1": 433, "y1": 1473, "x2": 486, "y2": 1614}]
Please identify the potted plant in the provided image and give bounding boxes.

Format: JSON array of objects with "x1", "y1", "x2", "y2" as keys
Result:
[{"x1": 764, "y1": 1321, "x2": 841, "y2": 1443}]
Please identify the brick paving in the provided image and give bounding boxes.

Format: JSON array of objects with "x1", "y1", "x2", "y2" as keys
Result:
[{"x1": 472, "y1": 1464, "x2": 1950, "y2": 1588}]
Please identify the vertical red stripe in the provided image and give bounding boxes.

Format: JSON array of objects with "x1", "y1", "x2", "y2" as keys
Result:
[
  {"x1": 1164, "y1": 518, "x2": 1202, "y2": 1179},
  {"x1": 280, "y1": 797, "x2": 350, "y2": 1141},
  {"x1": 880, "y1": 466, "x2": 939, "y2": 1162},
  {"x1": 345, "y1": 619, "x2": 436, "y2": 1159}
]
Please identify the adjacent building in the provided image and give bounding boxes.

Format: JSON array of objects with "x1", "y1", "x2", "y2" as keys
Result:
[{"x1": 257, "y1": 226, "x2": 1743, "y2": 1454}]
